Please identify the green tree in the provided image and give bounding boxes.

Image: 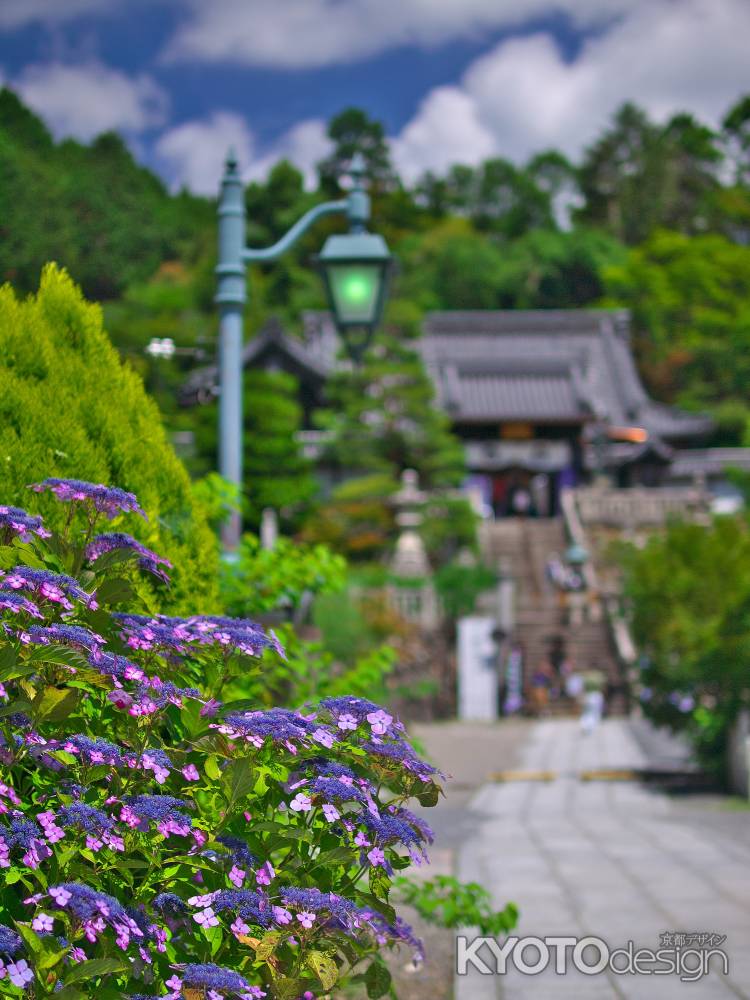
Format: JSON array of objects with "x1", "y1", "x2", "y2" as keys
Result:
[
  {"x1": 317, "y1": 308, "x2": 465, "y2": 490},
  {"x1": 622, "y1": 516, "x2": 750, "y2": 777},
  {"x1": 318, "y1": 107, "x2": 394, "y2": 192},
  {"x1": 603, "y1": 229, "x2": 750, "y2": 423},
  {"x1": 0, "y1": 264, "x2": 218, "y2": 612},
  {"x1": 397, "y1": 217, "x2": 506, "y2": 310},
  {"x1": 0, "y1": 87, "x2": 212, "y2": 299},
  {"x1": 496, "y1": 227, "x2": 626, "y2": 308},
  {"x1": 526, "y1": 149, "x2": 581, "y2": 226},
  {"x1": 243, "y1": 369, "x2": 318, "y2": 530},
  {"x1": 473, "y1": 157, "x2": 554, "y2": 237},
  {"x1": 722, "y1": 93, "x2": 750, "y2": 185}
]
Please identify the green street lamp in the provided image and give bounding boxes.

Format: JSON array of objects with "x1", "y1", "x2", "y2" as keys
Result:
[
  {"x1": 318, "y1": 230, "x2": 392, "y2": 362},
  {"x1": 215, "y1": 151, "x2": 392, "y2": 550}
]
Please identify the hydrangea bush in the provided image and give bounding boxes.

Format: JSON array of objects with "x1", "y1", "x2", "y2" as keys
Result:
[{"x1": 0, "y1": 479, "x2": 442, "y2": 999}]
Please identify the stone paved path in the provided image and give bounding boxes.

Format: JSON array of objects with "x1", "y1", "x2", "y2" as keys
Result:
[{"x1": 452, "y1": 719, "x2": 750, "y2": 1000}]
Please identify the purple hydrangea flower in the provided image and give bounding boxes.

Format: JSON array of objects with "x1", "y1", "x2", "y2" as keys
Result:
[
  {"x1": 57, "y1": 804, "x2": 115, "y2": 835},
  {"x1": 361, "y1": 738, "x2": 439, "y2": 781},
  {"x1": 0, "y1": 505, "x2": 51, "y2": 543},
  {"x1": 320, "y1": 696, "x2": 401, "y2": 729},
  {"x1": 27, "y1": 624, "x2": 105, "y2": 653},
  {"x1": 0, "y1": 590, "x2": 43, "y2": 619},
  {"x1": 152, "y1": 893, "x2": 187, "y2": 916},
  {"x1": 121, "y1": 795, "x2": 192, "y2": 837},
  {"x1": 0, "y1": 924, "x2": 22, "y2": 956},
  {"x1": 179, "y1": 962, "x2": 255, "y2": 995},
  {"x1": 113, "y1": 613, "x2": 282, "y2": 659},
  {"x1": 1, "y1": 566, "x2": 95, "y2": 610},
  {"x1": 30, "y1": 479, "x2": 146, "y2": 520},
  {"x1": 87, "y1": 650, "x2": 144, "y2": 682},
  {"x1": 203, "y1": 889, "x2": 273, "y2": 928},
  {"x1": 46, "y1": 883, "x2": 151, "y2": 950},
  {"x1": 50, "y1": 734, "x2": 126, "y2": 768},
  {"x1": 213, "y1": 708, "x2": 322, "y2": 751},
  {"x1": 216, "y1": 836, "x2": 257, "y2": 868},
  {"x1": 86, "y1": 533, "x2": 172, "y2": 584}
]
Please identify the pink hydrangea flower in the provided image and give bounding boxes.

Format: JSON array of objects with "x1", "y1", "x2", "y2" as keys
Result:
[
  {"x1": 367, "y1": 847, "x2": 386, "y2": 867},
  {"x1": 255, "y1": 861, "x2": 275, "y2": 886},
  {"x1": 322, "y1": 803, "x2": 340, "y2": 823},
  {"x1": 229, "y1": 865, "x2": 245, "y2": 887},
  {"x1": 366, "y1": 709, "x2": 393, "y2": 735},
  {"x1": 194, "y1": 907, "x2": 219, "y2": 927},
  {"x1": 7, "y1": 960, "x2": 33, "y2": 988}
]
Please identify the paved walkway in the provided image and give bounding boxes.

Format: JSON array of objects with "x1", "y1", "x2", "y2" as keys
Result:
[{"x1": 446, "y1": 719, "x2": 750, "y2": 1000}]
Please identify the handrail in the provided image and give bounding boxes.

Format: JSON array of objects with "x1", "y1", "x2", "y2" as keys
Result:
[{"x1": 560, "y1": 487, "x2": 637, "y2": 667}]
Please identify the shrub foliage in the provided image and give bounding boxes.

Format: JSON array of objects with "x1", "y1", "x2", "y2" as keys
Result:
[
  {"x1": 0, "y1": 478, "x2": 440, "y2": 998},
  {"x1": 0, "y1": 266, "x2": 218, "y2": 613}
]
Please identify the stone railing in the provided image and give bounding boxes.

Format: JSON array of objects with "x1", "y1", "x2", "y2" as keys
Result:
[
  {"x1": 572, "y1": 485, "x2": 710, "y2": 529},
  {"x1": 560, "y1": 487, "x2": 637, "y2": 669}
]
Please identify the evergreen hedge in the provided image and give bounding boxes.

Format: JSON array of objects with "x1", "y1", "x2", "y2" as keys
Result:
[{"x1": 0, "y1": 264, "x2": 218, "y2": 611}]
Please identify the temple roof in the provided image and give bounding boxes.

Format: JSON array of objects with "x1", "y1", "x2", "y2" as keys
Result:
[
  {"x1": 180, "y1": 316, "x2": 331, "y2": 405},
  {"x1": 418, "y1": 310, "x2": 712, "y2": 440},
  {"x1": 181, "y1": 309, "x2": 713, "y2": 443}
]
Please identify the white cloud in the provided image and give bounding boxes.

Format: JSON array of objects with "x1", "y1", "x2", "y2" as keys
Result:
[
  {"x1": 245, "y1": 119, "x2": 331, "y2": 188},
  {"x1": 0, "y1": 0, "x2": 114, "y2": 28},
  {"x1": 156, "y1": 112, "x2": 255, "y2": 196},
  {"x1": 156, "y1": 112, "x2": 332, "y2": 195},
  {"x1": 392, "y1": 0, "x2": 750, "y2": 180},
  {"x1": 391, "y1": 87, "x2": 495, "y2": 178},
  {"x1": 14, "y1": 62, "x2": 168, "y2": 141},
  {"x1": 163, "y1": 0, "x2": 631, "y2": 69}
]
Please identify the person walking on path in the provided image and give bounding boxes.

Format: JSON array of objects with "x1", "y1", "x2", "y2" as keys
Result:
[{"x1": 580, "y1": 667, "x2": 606, "y2": 734}]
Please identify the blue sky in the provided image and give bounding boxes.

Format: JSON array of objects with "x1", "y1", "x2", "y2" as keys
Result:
[{"x1": 0, "y1": 0, "x2": 747, "y2": 195}]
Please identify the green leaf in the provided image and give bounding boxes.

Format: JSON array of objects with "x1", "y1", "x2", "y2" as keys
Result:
[
  {"x1": 95, "y1": 577, "x2": 135, "y2": 606},
  {"x1": 38, "y1": 946, "x2": 68, "y2": 971},
  {"x1": 306, "y1": 951, "x2": 339, "y2": 991},
  {"x1": 27, "y1": 646, "x2": 88, "y2": 669},
  {"x1": 222, "y1": 756, "x2": 254, "y2": 806},
  {"x1": 255, "y1": 930, "x2": 281, "y2": 961},
  {"x1": 273, "y1": 978, "x2": 308, "y2": 1000},
  {"x1": 90, "y1": 548, "x2": 139, "y2": 573},
  {"x1": 0, "y1": 699, "x2": 32, "y2": 718},
  {"x1": 416, "y1": 784, "x2": 440, "y2": 807},
  {"x1": 52, "y1": 988, "x2": 86, "y2": 1000},
  {"x1": 33, "y1": 686, "x2": 79, "y2": 722},
  {"x1": 64, "y1": 957, "x2": 127, "y2": 984},
  {"x1": 0, "y1": 644, "x2": 16, "y2": 672},
  {"x1": 365, "y1": 959, "x2": 392, "y2": 999},
  {"x1": 312, "y1": 845, "x2": 354, "y2": 868},
  {"x1": 204, "y1": 755, "x2": 222, "y2": 781},
  {"x1": 369, "y1": 865, "x2": 390, "y2": 902},
  {"x1": 15, "y1": 923, "x2": 44, "y2": 956},
  {"x1": 359, "y1": 892, "x2": 396, "y2": 925},
  {"x1": 0, "y1": 662, "x2": 38, "y2": 683}
]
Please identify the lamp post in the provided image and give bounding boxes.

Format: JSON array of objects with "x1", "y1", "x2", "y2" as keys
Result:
[{"x1": 215, "y1": 151, "x2": 393, "y2": 551}]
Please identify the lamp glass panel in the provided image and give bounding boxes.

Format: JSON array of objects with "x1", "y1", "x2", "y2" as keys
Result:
[{"x1": 328, "y1": 263, "x2": 380, "y2": 325}]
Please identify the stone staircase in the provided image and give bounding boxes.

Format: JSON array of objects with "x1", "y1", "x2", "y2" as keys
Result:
[{"x1": 480, "y1": 517, "x2": 625, "y2": 713}]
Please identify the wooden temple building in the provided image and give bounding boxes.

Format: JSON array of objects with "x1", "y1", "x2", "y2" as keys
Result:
[{"x1": 181, "y1": 309, "x2": 750, "y2": 515}]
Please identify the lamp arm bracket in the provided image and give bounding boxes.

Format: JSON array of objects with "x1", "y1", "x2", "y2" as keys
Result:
[{"x1": 243, "y1": 199, "x2": 348, "y2": 264}]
